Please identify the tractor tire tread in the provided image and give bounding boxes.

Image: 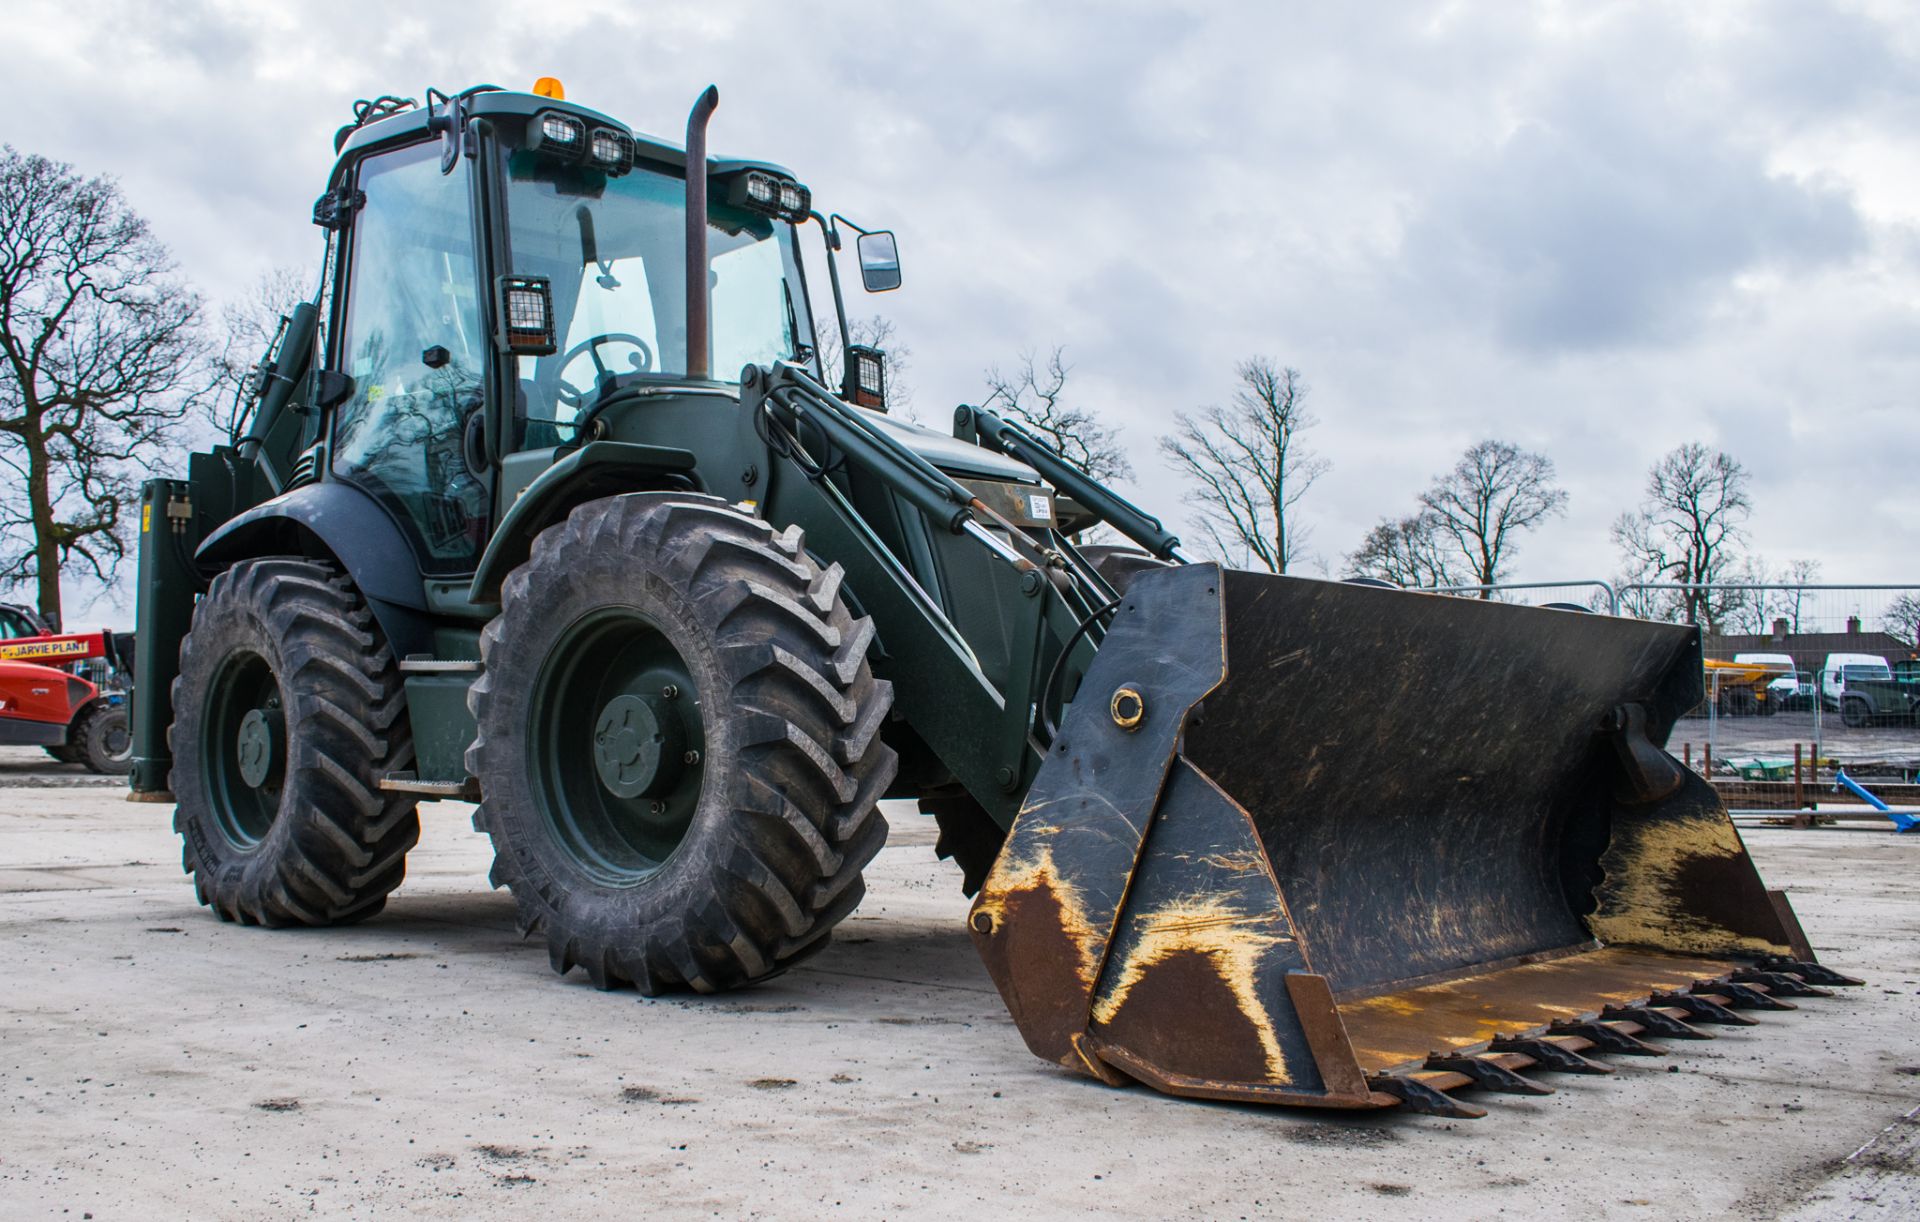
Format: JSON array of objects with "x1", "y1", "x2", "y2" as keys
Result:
[
  {"x1": 468, "y1": 494, "x2": 894, "y2": 996},
  {"x1": 169, "y1": 558, "x2": 420, "y2": 928}
]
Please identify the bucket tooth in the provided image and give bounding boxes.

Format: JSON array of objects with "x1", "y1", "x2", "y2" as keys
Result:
[
  {"x1": 1698, "y1": 979, "x2": 1795, "y2": 1011},
  {"x1": 1651, "y1": 990, "x2": 1757, "y2": 1027},
  {"x1": 1423, "y1": 1054, "x2": 1553, "y2": 1096},
  {"x1": 1367, "y1": 1074, "x2": 1487, "y2": 1119},
  {"x1": 1731, "y1": 968, "x2": 1832, "y2": 999},
  {"x1": 1549, "y1": 1019, "x2": 1667, "y2": 1056},
  {"x1": 1601, "y1": 1004, "x2": 1713, "y2": 1040},
  {"x1": 1487, "y1": 1035, "x2": 1616, "y2": 1075},
  {"x1": 1757, "y1": 956, "x2": 1864, "y2": 988}
]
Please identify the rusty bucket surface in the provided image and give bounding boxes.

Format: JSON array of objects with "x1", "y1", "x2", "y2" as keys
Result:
[{"x1": 969, "y1": 564, "x2": 1857, "y2": 1117}]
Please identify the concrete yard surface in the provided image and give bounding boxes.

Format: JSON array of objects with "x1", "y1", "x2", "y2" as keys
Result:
[{"x1": 3, "y1": 750, "x2": 1920, "y2": 1219}]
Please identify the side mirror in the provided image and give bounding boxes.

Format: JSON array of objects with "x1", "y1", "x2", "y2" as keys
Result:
[{"x1": 856, "y1": 231, "x2": 901, "y2": 293}]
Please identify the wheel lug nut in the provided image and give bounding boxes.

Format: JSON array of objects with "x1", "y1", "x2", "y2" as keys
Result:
[
  {"x1": 683, "y1": 750, "x2": 701, "y2": 765},
  {"x1": 650, "y1": 801, "x2": 666, "y2": 815},
  {"x1": 661, "y1": 684, "x2": 680, "y2": 700}
]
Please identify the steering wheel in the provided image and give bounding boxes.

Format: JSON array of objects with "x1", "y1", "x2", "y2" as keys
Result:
[{"x1": 555, "y1": 333, "x2": 654, "y2": 408}]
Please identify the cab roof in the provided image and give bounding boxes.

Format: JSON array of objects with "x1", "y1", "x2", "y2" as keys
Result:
[{"x1": 332, "y1": 87, "x2": 794, "y2": 183}]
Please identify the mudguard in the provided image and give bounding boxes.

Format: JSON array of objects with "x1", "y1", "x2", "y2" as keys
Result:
[
  {"x1": 467, "y1": 441, "x2": 698, "y2": 604},
  {"x1": 197, "y1": 481, "x2": 428, "y2": 611},
  {"x1": 194, "y1": 480, "x2": 433, "y2": 661}
]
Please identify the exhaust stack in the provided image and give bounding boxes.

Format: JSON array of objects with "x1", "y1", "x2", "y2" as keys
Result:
[{"x1": 684, "y1": 85, "x2": 719, "y2": 379}]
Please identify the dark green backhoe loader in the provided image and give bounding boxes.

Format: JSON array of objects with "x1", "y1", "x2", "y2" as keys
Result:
[{"x1": 132, "y1": 81, "x2": 1857, "y2": 1118}]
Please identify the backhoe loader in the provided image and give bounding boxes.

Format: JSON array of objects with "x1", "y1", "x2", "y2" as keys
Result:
[{"x1": 132, "y1": 80, "x2": 1856, "y2": 1118}]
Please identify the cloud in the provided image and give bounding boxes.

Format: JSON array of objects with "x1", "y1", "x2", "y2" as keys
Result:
[
  {"x1": 1398, "y1": 24, "x2": 1867, "y2": 352},
  {"x1": 2, "y1": 0, "x2": 1917, "y2": 621}
]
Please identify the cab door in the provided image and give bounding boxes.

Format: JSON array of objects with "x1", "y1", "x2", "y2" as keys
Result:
[{"x1": 329, "y1": 142, "x2": 491, "y2": 576}]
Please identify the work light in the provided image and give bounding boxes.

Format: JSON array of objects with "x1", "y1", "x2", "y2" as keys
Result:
[
  {"x1": 497, "y1": 275, "x2": 557, "y2": 355},
  {"x1": 528, "y1": 111, "x2": 586, "y2": 159},
  {"x1": 725, "y1": 170, "x2": 812, "y2": 222},
  {"x1": 846, "y1": 344, "x2": 886, "y2": 411},
  {"x1": 589, "y1": 127, "x2": 635, "y2": 176}
]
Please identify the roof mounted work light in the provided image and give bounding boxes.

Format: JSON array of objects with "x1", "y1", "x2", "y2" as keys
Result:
[
  {"x1": 528, "y1": 111, "x2": 587, "y2": 159},
  {"x1": 588, "y1": 127, "x2": 635, "y2": 176},
  {"x1": 725, "y1": 170, "x2": 811, "y2": 223}
]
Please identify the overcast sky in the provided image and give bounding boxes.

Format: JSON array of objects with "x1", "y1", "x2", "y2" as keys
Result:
[{"x1": 6, "y1": 0, "x2": 1918, "y2": 615}]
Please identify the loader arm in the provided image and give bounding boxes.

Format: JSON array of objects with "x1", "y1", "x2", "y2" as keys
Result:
[{"x1": 743, "y1": 362, "x2": 1108, "y2": 825}]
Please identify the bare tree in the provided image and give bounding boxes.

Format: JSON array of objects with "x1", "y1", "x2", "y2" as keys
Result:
[
  {"x1": 1344, "y1": 511, "x2": 1460, "y2": 588},
  {"x1": 1418, "y1": 440, "x2": 1568, "y2": 596},
  {"x1": 1775, "y1": 558, "x2": 1821, "y2": 634},
  {"x1": 213, "y1": 265, "x2": 311, "y2": 438},
  {"x1": 1158, "y1": 358, "x2": 1328, "y2": 573},
  {"x1": 982, "y1": 346, "x2": 1131, "y2": 482},
  {"x1": 1885, "y1": 593, "x2": 1920, "y2": 647},
  {"x1": 1610, "y1": 443, "x2": 1751, "y2": 631},
  {"x1": 0, "y1": 147, "x2": 211, "y2": 624},
  {"x1": 1725, "y1": 556, "x2": 1822, "y2": 635},
  {"x1": 815, "y1": 313, "x2": 915, "y2": 419}
]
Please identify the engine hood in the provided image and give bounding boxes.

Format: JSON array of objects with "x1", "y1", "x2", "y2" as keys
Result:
[{"x1": 857, "y1": 407, "x2": 1037, "y2": 483}]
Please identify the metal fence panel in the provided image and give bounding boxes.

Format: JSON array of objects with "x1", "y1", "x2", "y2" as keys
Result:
[
  {"x1": 1405, "y1": 578, "x2": 1920, "y2": 811},
  {"x1": 1622, "y1": 583, "x2": 1919, "y2": 807}
]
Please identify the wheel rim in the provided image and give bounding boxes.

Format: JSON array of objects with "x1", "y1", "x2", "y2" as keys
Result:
[
  {"x1": 96, "y1": 711, "x2": 131, "y2": 763},
  {"x1": 202, "y1": 650, "x2": 285, "y2": 847},
  {"x1": 529, "y1": 608, "x2": 706, "y2": 885}
]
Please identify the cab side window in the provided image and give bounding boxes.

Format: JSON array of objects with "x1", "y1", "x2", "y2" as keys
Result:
[{"x1": 331, "y1": 143, "x2": 488, "y2": 575}]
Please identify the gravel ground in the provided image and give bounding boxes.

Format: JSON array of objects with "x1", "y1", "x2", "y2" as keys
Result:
[{"x1": 2, "y1": 745, "x2": 1919, "y2": 1220}]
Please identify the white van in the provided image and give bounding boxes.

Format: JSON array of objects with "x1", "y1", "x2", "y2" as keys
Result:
[
  {"x1": 1819, "y1": 652, "x2": 1894, "y2": 711},
  {"x1": 1734, "y1": 652, "x2": 1800, "y2": 704}
]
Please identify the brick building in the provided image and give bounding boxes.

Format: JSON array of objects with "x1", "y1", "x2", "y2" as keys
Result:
[{"x1": 1706, "y1": 616, "x2": 1916, "y2": 671}]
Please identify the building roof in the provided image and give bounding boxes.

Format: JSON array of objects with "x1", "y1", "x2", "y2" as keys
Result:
[{"x1": 1706, "y1": 628, "x2": 1916, "y2": 671}]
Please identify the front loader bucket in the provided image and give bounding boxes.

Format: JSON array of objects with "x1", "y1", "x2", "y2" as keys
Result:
[{"x1": 970, "y1": 564, "x2": 1857, "y2": 1116}]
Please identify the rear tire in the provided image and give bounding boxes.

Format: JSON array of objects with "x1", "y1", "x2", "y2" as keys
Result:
[
  {"x1": 170, "y1": 559, "x2": 419, "y2": 926},
  {"x1": 1843, "y1": 697, "x2": 1872, "y2": 729},
  {"x1": 43, "y1": 743, "x2": 80, "y2": 765},
  {"x1": 468, "y1": 494, "x2": 896, "y2": 993},
  {"x1": 73, "y1": 702, "x2": 131, "y2": 774}
]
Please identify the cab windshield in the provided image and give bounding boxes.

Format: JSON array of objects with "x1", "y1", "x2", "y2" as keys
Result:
[{"x1": 501, "y1": 151, "x2": 811, "y2": 425}]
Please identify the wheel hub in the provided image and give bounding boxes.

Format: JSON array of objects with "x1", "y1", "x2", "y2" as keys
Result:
[
  {"x1": 236, "y1": 702, "x2": 283, "y2": 790},
  {"x1": 592, "y1": 693, "x2": 684, "y2": 799}
]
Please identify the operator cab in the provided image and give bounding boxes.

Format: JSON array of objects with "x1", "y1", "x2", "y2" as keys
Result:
[{"x1": 308, "y1": 84, "x2": 845, "y2": 578}]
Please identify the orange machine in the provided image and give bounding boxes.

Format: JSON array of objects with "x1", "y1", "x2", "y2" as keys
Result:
[{"x1": 0, "y1": 632, "x2": 130, "y2": 774}]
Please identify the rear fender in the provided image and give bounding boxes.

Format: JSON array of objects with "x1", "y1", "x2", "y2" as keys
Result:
[{"x1": 194, "y1": 481, "x2": 432, "y2": 658}]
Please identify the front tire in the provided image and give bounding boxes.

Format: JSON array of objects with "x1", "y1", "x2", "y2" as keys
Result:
[
  {"x1": 468, "y1": 494, "x2": 896, "y2": 993},
  {"x1": 170, "y1": 559, "x2": 419, "y2": 926},
  {"x1": 1843, "y1": 697, "x2": 1872, "y2": 729}
]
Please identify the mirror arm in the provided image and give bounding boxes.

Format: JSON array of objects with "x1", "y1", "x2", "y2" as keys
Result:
[
  {"x1": 828, "y1": 212, "x2": 873, "y2": 238},
  {"x1": 811, "y1": 211, "x2": 853, "y2": 388}
]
